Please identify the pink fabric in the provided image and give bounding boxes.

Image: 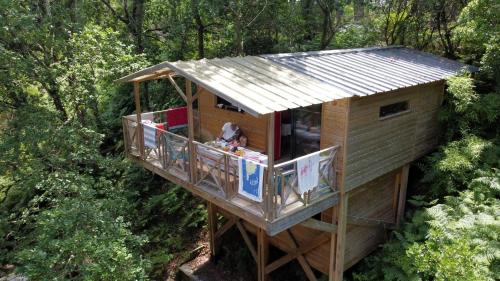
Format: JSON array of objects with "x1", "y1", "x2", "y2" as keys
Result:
[{"x1": 166, "y1": 107, "x2": 188, "y2": 129}]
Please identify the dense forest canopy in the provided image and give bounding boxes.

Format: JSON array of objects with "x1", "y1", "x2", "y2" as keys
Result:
[{"x1": 0, "y1": 0, "x2": 498, "y2": 280}]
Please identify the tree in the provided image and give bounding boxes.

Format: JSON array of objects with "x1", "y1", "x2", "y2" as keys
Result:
[
  {"x1": 317, "y1": 0, "x2": 345, "y2": 49},
  {"x1": 100, "y1": 0, "x2": 147, "y2": 52}
]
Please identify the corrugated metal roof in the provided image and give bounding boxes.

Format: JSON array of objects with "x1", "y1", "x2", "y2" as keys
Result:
[
  {"x1": 163, "y1": 56, "x2": 350, "y2": 116},
  {"x1": 263, "y1": 47, "x2": 473, "y2": 96},
  {"x1": 117, "y1": 46, "x2": 473, "y2": 116}
]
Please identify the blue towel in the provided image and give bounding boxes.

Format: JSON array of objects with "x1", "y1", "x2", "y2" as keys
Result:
[{"x1": 238, "y1": 158, "x2": 264, "y2": 202}]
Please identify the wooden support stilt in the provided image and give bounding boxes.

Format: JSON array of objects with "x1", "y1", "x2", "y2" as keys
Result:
[
  {"x1": 257, "y1": 228, "x2": 269, "y2": 281},
  {"x1": 396, "y1": 164, "x2": 410, "y2": 227},
  {"x1": 186, "y1": 80, "x2": 196, "y2": 183},
  {"x1": 331, "y1": 193, "x2": 348, "y2": 281},
  {"x1": 328, "y1": 206, "x2": 338, "y2": 281},
  {"x1": 207, "y1": 202, "x2": 219, "y2": 256},
  {"x1": 236, "y1": 220, "x2": 258, "y2": 263}
]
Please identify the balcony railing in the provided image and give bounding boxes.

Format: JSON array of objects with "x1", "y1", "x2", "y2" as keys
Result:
[{"x1": 122, "y1": 112, "x2": 340, "y2": 226}]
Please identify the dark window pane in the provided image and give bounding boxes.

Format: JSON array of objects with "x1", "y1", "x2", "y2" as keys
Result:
[
  {"x1": 379, "y1": 101, "x2": 409, "y2": 118},
  {"x1": 292, "y1": 104, "x2": 322, "y2": 157}
]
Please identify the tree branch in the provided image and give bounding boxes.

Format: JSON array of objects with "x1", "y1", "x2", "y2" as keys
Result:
[{"x1": 100, "y1": 0, "x2": 128, "y2": 24}]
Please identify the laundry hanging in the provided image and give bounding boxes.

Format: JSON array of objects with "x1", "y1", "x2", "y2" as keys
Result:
[
  {"x1": 238, "y1": 158, "x2": 264, "y2": 202},
  {"x1": 142, "y1": 121, "x2": 158, "y2": 149},
  {"x1": 296, "y1": 152, "x2": 320, "y2": 194}
]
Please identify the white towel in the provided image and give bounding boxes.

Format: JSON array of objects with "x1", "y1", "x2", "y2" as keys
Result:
[
  {"x1": 296, "y1": 152, "x2": 320, "y2": 194},
  {"x1": 142, "y1": 121, "x2": 157, "y2": 149}
]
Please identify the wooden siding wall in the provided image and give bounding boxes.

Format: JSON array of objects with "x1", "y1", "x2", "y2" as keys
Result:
[
  {"x1": 320, "y1": 98, "x2": 350, "y2": 186},
  {"x1": 243, "y1": 168, "x2": 401, "y2": 275},
  {"x1": 343, "y1": 168, "x2": 399, "y2": 269},
  {"x1": 318, "y1": 168, "x2": 400, "y2": 271},
  {"x1": 198, "y1": 88, "x2": 269, "y2": 152},
  {"x1": 344, "y1": 82, "x2": 443, "y2": 191}
]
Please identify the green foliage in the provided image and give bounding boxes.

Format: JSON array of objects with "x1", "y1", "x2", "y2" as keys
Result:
[
  {"x1": 17, "y1": 195, "x2": 149, "y2": 281},
  {"x1": 1, "y1": 1, "x2": 499, "y2": 280},
  {"x1": 419, "y1": 136, "x2": 497, "y2": 197},
  {"x1": 352, "y1": 170, "x2": 500, "y2": 281},
  {"x1": 0, "y1": 106, "x2": 150, "y2": 279}
]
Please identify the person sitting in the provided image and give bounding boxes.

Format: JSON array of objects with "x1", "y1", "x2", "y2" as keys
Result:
[
  {"x1": 228, "y1": 134, "x2": 248, "y2": 152},
  {"x1": 217, "y1": 122, "x2": 241, "y2": 142}
]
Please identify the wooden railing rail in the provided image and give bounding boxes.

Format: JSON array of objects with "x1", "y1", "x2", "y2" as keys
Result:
[
  {"x1": 270, "y1": 145, "x2": 340, "y2": 220},
  {"x1": 124, "y1": 113, "x2": 340, "y2": 224}
]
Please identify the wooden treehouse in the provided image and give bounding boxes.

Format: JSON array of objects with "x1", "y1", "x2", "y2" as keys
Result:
[{"x1": 116, "y1": 47, "x2": 471, "y2": 281}]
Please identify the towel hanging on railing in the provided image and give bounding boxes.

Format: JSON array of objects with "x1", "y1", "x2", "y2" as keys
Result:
[
  {"x1": 238, "y1": 158, "x2": 264, "y2": 202},
  {"x1": 142, "y1": 121, "x2": 157, "y2": 149},
  {"x1": 297, "y1": 152, "x2": 320, "y2": 194}
]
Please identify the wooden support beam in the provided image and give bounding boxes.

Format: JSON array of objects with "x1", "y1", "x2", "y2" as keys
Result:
[
  {"x1": 167, "y1": 74, "x2": 187, "y2": 102},
  {"x1": 207, "y1": 202, "x2": 218, "y2": 256},
  {"x1": 328, "y1": 206, "x2": 338, "y2": 280},
  {"x1": 396, "y1": 164, "x2": 410, "y2": 227},
  {"x1": 300, "y1": 218, "x2": 338, "y2": 233},
  {"x1": 265, "y1": 232, "x2": 330, "y2": 276},
  {"x1": 236, "y1": 220, "x2": 258, "y2": 263},
  {"x1": 285, "y1": 230, "x2": 318, "y2": 281},
  {"x1": 393, "y1": 171, "x2": 401, "y2": 222},
  {"x1": 266, "y1": 113, "x2": 275, "y2": 221},
  {"x1": 215, "y1": 217, "x2": 236, "y2": 239},
  {"x1": 257, "y1": 228, "x2": 269, "y2": 281},
  {"x1": 331, "y1": 194, "x2": 348, "y2": 281},
  {"x1": 131, "y1": 70, "x2": 173, "y2": 83},
  {"x1": 133, "y1": 81, "x2": 145, "y2": 159},
  {"x1": 329, "y1": 97, "x2": 351, "y2": 281},
  {"x1": 186, "y1": 79, "x2": 196, "y2": 183},
  {"x1": 347, "y1": 216, "x2": 395, "y2": 229}
]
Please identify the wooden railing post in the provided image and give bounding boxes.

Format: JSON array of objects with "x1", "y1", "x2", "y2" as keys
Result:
[
  {"x1": 134, "y1": 81, "x2": 145, "y2": 159},
  {"x1": 122, "y1": 117, "x2": 129, "y2": 156},
  {"x1": 396, "y1": 164, "x2": 410, "y2": 227},
  {"x1": 266, "y1": 113, "x2": 275, "y2": 221},
  {"x1": 224, "y1": 154, "x2": 230, "y2": 198}
]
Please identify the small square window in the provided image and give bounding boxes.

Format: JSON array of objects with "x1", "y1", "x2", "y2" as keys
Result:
[{"x1": 379, "y1": 101, "x2": 409, "y2": 118}]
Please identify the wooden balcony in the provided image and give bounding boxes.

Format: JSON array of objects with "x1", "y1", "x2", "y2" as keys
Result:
[{"x1": 123, "y1": 112, "x2": 340, "y2": 235}]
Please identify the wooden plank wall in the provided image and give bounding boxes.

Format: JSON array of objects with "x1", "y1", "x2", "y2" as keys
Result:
[
  {"x1": 243, "y1": 168, "x2": 401, "y2": 275},
  {"x1": 198, "y1": 88, "x2": 269, "y2": 152},
  {"x1": 320, "y1": 98, "x2": 350, "y2": 185},
  {"x1": 343, "y1": 168, "x2": 399, "y2": 269},
  {"x1": 344, "y1": 82, "x2": 443, "y2": 191}
]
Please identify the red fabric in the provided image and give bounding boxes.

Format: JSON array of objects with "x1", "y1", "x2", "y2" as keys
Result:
[
  {"x1": 166, "y1": 107, "x2": 188, "y2": 128},
  {"x1": 155, "y1": 123, "x2": 165, "y2": 130}
]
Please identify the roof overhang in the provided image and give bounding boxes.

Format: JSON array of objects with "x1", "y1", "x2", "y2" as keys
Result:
[{"x1": 116, "y1": 46, "x2": 475, "y2": 117}]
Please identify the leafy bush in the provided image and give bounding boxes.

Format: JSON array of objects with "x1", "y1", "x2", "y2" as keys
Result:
[
  {"x1": 353, "y1": 170, "x2": 500, "y2": 281},
  {"x1": 419, "y1": 135, "x2": 496, "y2": 197},
  {"x1": 17, "y1": 195, "x2": 149, "y2": 281}
]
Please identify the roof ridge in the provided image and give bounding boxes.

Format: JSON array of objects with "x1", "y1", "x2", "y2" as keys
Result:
[{"x1": 260, "y1": 45, "x2": 403, "y2": 59}]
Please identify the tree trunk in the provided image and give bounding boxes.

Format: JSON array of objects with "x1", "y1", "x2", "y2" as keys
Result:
[
  {"x1": 192, "y1": 0, "x2": 205, "y2": 59},
  {"x1": 320, "y1": 10, "x2": 332, "y2": 49},
  {"x1": 131, "y1": 0, "x2": 145, "y2": 52},
  {"x1": 47, "y1": 87, "x2": 68, "y2": 121},
  {"x1": 301, "y1": 0, "x2": 315, "y2": 41},
  {"x1": 234, "y1": 16, "x2": 244, "y2": 55},
  {"x1": 353, "y1": 0, "x2": 365, "y2": 21}
]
